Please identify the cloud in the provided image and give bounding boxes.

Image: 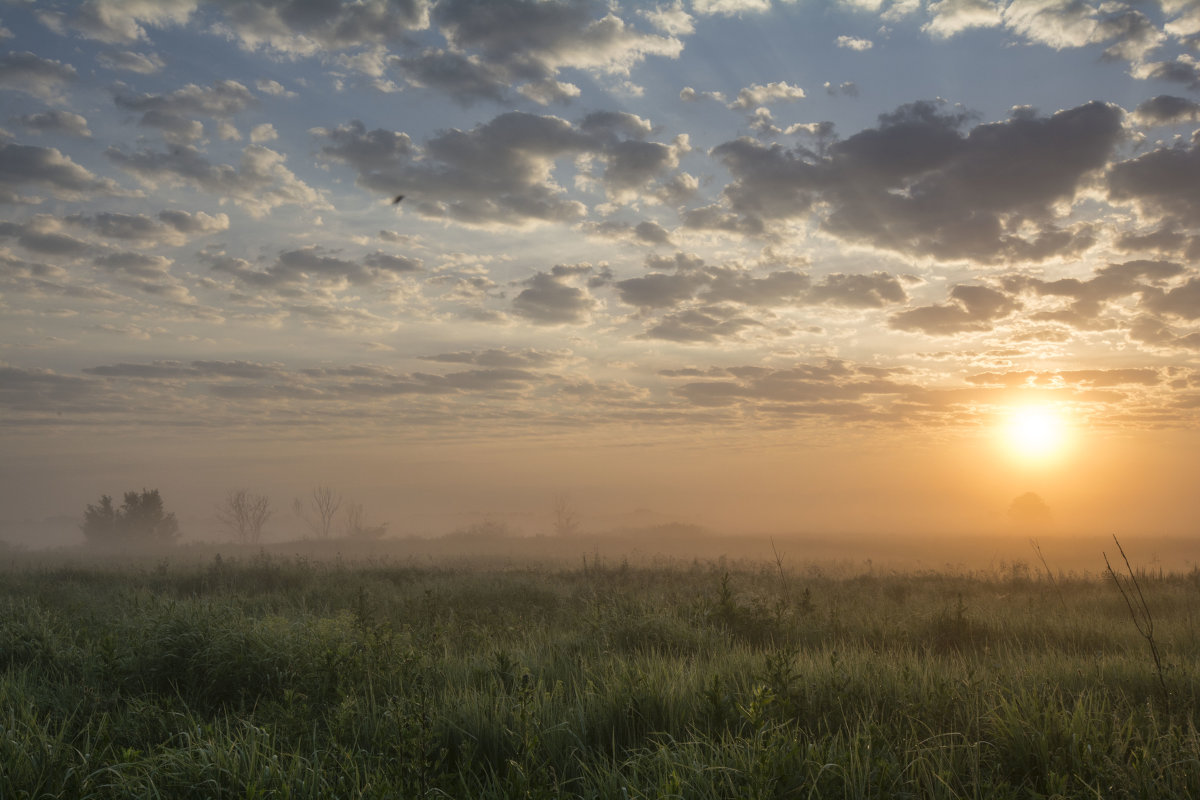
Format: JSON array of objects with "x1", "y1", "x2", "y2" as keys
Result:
[
  {"x1": 314, "y1": 113, "x2": 586, "y2": 227},
  {"x1": 581, "y1": 218, "x2": 674, "y2": 245},
  {"x1": 1139, "y1": 52, "x2": 1200, "y2": 88},
  {"x1": 1131, "y1": 95, "x2": 1200, "y2": 125},
  {"x1": 1095, "y1": 7, "x2": 1166, "y2": 64},
  {"x1": 254, "y1": 79, "x2": 296, "y2": 98},
  {"x1": 0, "y1": 143, "x2": 128, "y2": 204},
  {"x1": 250, "y1": 123, "x2": 278, "y2": 143},
  {"x1": 667, "y1": 359, "x2": 915, "y2": 416},
  {"x1": 60, "y1": 0, "x2": 198, "y2": 44},
  {"x1": 106, "y1": 142, "x2": 327, "y2": 218},
  {"x1": 363, "y1": 251, "x2": 423, "y2": 274},
  {"x1": 88, "y1": 248, "x2": 202, "y2": 305},
  {"x1": 640, "y1": 1, "x2": 695, "y2": 35},
  {"x1": 680, "y1": 86, "x2": 725, "y2": 103},
  {"x1": 93, "y1": 251, "x2": 174, "y2": 279},
  {"x1": 315, "y1": 110, "x2": 688, "y2": 227},
  {"x1": 701, "y1": 268, "x2": 813, "y2": 306},
  {"x1": 14, "y1": 110, "x2": 91, "y2": 138},
  {"x1": 965, "y1": 368, "x2": 1161, "y2": 388},
  {"x1": 0, "y1": 217, "x2": 93, "y2": 257},
  {"x1": 1114, "y1": 226, "x2": 1196, "y2": 257},
  {"x1": 89, "y1": 360, "x2": 284, "y2": 380},
  {"x1": 728, "y1": 81, "x2": 806, "y2": 110},
  {"x1": 1003, "y1": 0, "x2": 1124, "y2": 51},
  {"x1": 235, "y1": 0, "x2": 683, "y2": 104},
  {"x1": 0, "y1": 51, "x2": 76, "y2": 101},
  {"x1": 203, "y1": 245, "x2": 422, "y2": 300},
  {"x1": 808, "y1": 272, "x2": 908, "y2": 308},
  {"x1": 1141, "y1": 276, "x2": 1200, "y2": 321},
  {"x1": 835, "y1": 35, "x2": 873, "y2": 51},
  {"x1": 613, "y1": 252, "x2": 816, "y2": 312},
  {"x1": 70, "y1": 358, "x2": 557, "y2": 416},
  {"x1": 1004, "y1": 259, "x2": 1184, "y2": 330},
  {"x1": 691, "y1": 0, "x2": 772, "y2": 15},
  {"x1": 587, "y1": 128, "x2": 689, "y2": 200},
  {"x1": 923, "y1": 0, "x2": 1003, "y2": 38},
  {"x1": 641, "y1": 307, "x2": 763, "y2": 342},
  {"x1": 392, "y1": 49, "x2": 511, "y2": 105},
  {"x1": 211, "y1": 0, "x2": 429, "y2": 56},
  {"x1": 1109, "y1": 130, "x2": 1200, "y2": 223},
  {"x1": 920, "y1": 0, "x2": 1169, "y2": 81},
  {"x1": 216, "y1": 248, "x2": 360, "y2": 290},
  {"x1": 113, "y1": 79, "x2": 257, "y2": 144},
  {"x1": 890, "y1": 284, "x2": 1020, "y2": 334},
  {"x1": 824, "y1": 81, "x2": 859, "y2": 97},
  {"x1": 633, "y1": 220, "x2": 674, "y2": 244},
  {"x1": 610, "y1": 251, "x2": 909, "y2": 340},
  {"x1": 710, "y1": 100, "x2": 1122, "y2": 262},
  {"x1": 434, "y1": 0, "x2": 683, "y2": 81},
  {"x1": 1128, "y1": 315, "x2": 1200, "y2": 352},
  {"x1": 96, "y1": 50, "x2": 165, "y2": 74},
  {"x1": 680, "y1": 203, "x2": 765, "y2": 235},
  {"x1": 838, "y1": 0, "x2": 887, "y2": 11},
  {"x1": 0, "y1": 249, "x2": 125, "y2": 305},
  {"x1": 65, "y1": 209, "x2": 229, "y2": 245},
  {"x1": 615, "y1": 270, "x2": 709, "y2": 309},
  {"x1": 419, "y1": 348, "x2": 567, "y2": 368},
  {"x1": 0, "y1": 365, "x2": 100, "y2": 412},
  {"x1": 512, "y1": 264, "x2": 597, "y2": 324},
  {"x1": 517, "y1": 79, "x2": 582, "y2": 105}
]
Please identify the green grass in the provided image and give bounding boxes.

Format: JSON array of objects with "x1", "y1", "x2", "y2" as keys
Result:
[{"x1": 1, "y1": 550, "x2": 1199, "y2": 798}]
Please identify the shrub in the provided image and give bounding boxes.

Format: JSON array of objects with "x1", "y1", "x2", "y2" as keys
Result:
[{"x1": 81, "y1": 489, "x2": 179, "y2": 546}]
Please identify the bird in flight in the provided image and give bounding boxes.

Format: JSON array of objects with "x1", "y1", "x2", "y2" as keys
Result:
[{"x1": 392, "y1": 194, "x2": 404, "y2": 204}]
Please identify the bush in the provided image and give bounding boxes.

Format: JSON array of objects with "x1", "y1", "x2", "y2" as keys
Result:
[{"x1": 82, "y1": 489, "x2": 179, "y2": 546}]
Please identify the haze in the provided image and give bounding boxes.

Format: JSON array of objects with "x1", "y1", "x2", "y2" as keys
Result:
[{"x1": 3, "y1": 0, "x2": 1200, "y2": 553}]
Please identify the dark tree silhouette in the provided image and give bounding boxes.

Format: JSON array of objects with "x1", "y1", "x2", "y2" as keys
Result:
[
  {"x1": 82, "y1": 489, "x2": 179, "y2": 546},
  {"x1": 1008, "y1": 492, "x2": 1052, "y2": 527},
  {"x1": 293, "y1": 486, "x2": 341, "y2": 538},
  {"x1": 216, "y1": 489, "x2": 272, "y2": 544},
  {"x1": 552, "y1": 492, "x2": 579, "y2": 536}
]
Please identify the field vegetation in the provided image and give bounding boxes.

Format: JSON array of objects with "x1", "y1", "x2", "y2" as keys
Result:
[{"x1": 2, "y1": 538, "x2": 1199, "y2": 798}]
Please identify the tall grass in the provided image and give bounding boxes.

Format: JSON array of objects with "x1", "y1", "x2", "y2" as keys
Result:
[{"x1": 1, "y1": 552, "x2": 1199, "y2": 797}]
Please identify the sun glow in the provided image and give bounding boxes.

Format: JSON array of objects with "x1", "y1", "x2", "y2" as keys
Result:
[{"x1": 1004, "y1": 405, "x2": 1067, "y2": 462}]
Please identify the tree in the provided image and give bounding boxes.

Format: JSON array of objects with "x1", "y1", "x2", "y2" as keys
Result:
[
  {"x1": 552, "y1": 492, "x2": 579, "y2": 537},
  {"x1": 82, "y1": 489, "x2": 179, "y2": 546},
  {"x1": 293, "y1": 486, "x2": 341, "y2": 538},
  {"x1": 1008, "y1": 492, "x2": 1052, "y2": 528},
  {"x1": 216, "y1": 489, "x2": 272, "y2": 544}
]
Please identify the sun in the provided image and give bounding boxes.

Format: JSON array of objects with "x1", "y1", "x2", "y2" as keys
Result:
[{"x1": 1004, "y1": 405, "x2": 1067, "y2": 462}]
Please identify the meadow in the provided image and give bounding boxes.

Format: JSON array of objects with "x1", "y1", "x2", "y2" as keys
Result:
[{"x1": 2, "y1": 535, "x2": 1199, "y2": 798}]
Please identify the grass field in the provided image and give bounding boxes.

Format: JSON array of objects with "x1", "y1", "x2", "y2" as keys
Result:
[{"x1": 2, "y1": 537, "x2": 1199, "y2": 798}]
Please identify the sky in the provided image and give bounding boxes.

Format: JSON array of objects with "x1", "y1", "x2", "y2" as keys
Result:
[{"x1": 3, "y1": 0, "x2": 1200, "y2": 544}]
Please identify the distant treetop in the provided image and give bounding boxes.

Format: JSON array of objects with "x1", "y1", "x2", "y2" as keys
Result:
[{"x1": 82, "y1": 489, "x2": 179, "y2": 546}]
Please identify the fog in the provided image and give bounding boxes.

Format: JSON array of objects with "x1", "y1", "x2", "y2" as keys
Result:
[{"x1": 4, "y1": 425, "x2": 1199, "y2": 572}]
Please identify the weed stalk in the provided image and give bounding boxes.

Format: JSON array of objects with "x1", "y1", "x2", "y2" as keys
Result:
[{"x1": 1104, "y1": 535, "x2": 1169, "y2": 709}]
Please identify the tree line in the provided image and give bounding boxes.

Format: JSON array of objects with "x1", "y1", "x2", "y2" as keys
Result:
[{"x1": 80, "y1": 486, "x2": 387, "y2": 547}]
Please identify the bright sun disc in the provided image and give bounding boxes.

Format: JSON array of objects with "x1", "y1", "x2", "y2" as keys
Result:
[{"x1": 1006, "y1": 406, "x2": 1066, "y2": 461}]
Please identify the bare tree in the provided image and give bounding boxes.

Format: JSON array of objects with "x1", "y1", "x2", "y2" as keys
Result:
[
  {"x1": 552, "y1": 492, "x2": 579, "y2": 537},
  {"x1": 216, "y1": 489, "x2": 272, "y2": 544},
  {"x1": 293, "y1": 485, "x2": 341, "y2": 539}
]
